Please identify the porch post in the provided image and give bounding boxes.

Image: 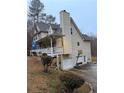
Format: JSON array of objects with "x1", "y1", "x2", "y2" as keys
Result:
[
  {"x1": 50, "y1": 37, "x2": 53, "y2": 55},
  {"x1": 30, "y1": 50, "x2": 32, "y2": 56},
  {"x1": 56, "y1": 54, "x2": 59, "y2": 70},
  {"x1": 60, "y1": 54, "x2": 63, "y2": 70}
]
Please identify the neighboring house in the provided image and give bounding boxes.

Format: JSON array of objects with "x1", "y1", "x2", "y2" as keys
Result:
[{"x1": 30, "y1": 10, "x2": 91, "y2": 70}]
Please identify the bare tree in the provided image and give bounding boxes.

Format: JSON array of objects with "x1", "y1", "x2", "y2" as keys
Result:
[
  {"x1": 45, "y1": 15, "x2": 56, "y2": 24},
  {"x1": 90, "y1": 36, "x2": 97, "y2": 57},
  {"x1": 86, "y1": 32, "x2": 97, "y2": 57}
]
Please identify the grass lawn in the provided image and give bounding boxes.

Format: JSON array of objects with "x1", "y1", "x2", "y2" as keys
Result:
[{"x1": 27, "y1": 56, "x2": 91, "y2": 93}]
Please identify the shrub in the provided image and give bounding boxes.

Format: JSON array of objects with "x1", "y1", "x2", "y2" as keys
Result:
[
  {"x1": 41, "y1": 53, "x2": 55, "y2": 72},
  {"x1": 59, "y1": 72, "x2": 85, "y2": 93}
]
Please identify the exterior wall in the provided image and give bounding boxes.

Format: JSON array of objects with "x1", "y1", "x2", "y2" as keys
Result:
[
  {"x1": 39, "y1": 33, "x2": 48, "y2": 39},
  {"x1": 56, "y1": 38, "x2": 63, "y2": 48},
  {"x1": 70, "y1": 22, "x2": 91, "y2": 66},
  {"x1": 61, "y1": 54, "x2": 73, "y2": 70},
  {"x1": 60, "y1": 10, "x2": 72, "y2": 54},
  {"x1": 34, "y1": 32, "x2": 48, "y2": 42},
  {"x1": 48, "y1": 26, "x2": 53, "y2": 35},
  {"x1": 83, "y1": 42, "x2": 91, "y2": 62},
  {"x1": 70, "y1": 22, "x2": 83, "y2": 66},
  {"x1": 60, "y1": 10, "x2": 91, "y2": 70}
]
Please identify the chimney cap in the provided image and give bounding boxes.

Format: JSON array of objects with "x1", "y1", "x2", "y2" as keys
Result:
[{"x1": 60, "y1": 10, "x2": 69, "y2": 14}]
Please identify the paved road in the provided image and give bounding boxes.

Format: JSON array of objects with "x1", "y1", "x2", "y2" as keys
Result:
[{"x1": 70, "y1": 63, "x2": 97, "y2": 93}]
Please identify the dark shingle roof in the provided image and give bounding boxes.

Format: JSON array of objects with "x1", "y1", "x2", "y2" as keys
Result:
[
  {"x1": 51, "y1": 24, "x2": 60, "y2": 29},
  {"x1": 33, "y1": 22, "x2": 61, "y2": 36},
  {"x1": 51, "y1": 24, "x2": 62, "y2": 33},
  {"x1": 37, "y1": 22, "x2": 61, "y2": 32},
  {"x1": 82, "y1": 34, "x2": 91, "y2": 41},
  {"x1": 70, "y1": 17, "x2": 90, "y2": 41},
  {"x1": 33, "y1": 17, "x2": 90, "y2": 41},
  {"x1": 37, "y1": 22, "x2": 49, "y2": 32}
]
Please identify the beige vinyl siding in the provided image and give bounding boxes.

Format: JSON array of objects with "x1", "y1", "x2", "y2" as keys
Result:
[{"x1": 70, "y1": 22, "x2": 91, "y2": 64}]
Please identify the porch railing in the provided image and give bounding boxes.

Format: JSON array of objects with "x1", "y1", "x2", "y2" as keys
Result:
[{"x1": 31, "y1": 47, "x2": 63, "y2": 56}]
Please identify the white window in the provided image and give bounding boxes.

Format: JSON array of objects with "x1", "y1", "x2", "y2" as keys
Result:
[
  {"x1": 70, "y1": 28, "x2": 72, "y2": 35},
  {"x1": 77, "y1": 42, "x2": 80, "y2": 46}
]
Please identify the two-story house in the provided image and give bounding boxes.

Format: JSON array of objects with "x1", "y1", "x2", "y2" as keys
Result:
[{"x1": 30, "y1": 10, "x2": 91, "y2": 70}]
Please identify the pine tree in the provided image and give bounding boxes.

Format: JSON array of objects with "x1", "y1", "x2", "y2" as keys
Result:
[
  {"x1": 28, "y1": 0, "x2": 44, "y2": 22},
  {"x1": 28, "y1": 0, "x2": 45, "y2": 32},
  {"x1": 46, "y1": 15, "x2": 56, "y2": 24}
]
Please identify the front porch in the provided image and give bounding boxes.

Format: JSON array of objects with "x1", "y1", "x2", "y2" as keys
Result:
[{"x1": 30, "y1": 47, "x2": 63, "y2": 56}]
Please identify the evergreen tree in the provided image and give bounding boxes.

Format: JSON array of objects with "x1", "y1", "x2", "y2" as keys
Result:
[
  {"x1": 28, "y1": 0, "x2": 44, "y2": 22},
  {"x1": 28, "y1": 0, "x2": 45, "y2": 32},
  {"x1": 46, "y1": 15, "x2": 56, "y2": 24}
]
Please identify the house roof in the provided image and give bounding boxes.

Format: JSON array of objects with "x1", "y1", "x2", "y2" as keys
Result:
[
  {"x1": 33, "y1": 22, "x2": 61, "y2": 36},
  {"x1": 37, "y1": 22, "x2": 49, "y2": 32},
  {"x1": 82, "y1": 34, "x2": 91, "y2": 41},
  {"x1": 70, "y1": 17, "x2": 90, "y2": 41},
  {"x1": 50, "y1": 24, "x2": 62, "y2": 33},
  {"x1": 33, "y1": 17, "x2": 90, "y2": 41}
]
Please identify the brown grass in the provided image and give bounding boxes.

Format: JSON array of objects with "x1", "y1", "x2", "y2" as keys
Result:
[
  {"x1": 27, "y1": 56, "x2": 91, "y2": 93},
  {"x1": 27, "y1": 56, "x2": 61, "y2": 93},
  {"x1": 77, "y1": 83, "x2": 91, "y2": 93}
]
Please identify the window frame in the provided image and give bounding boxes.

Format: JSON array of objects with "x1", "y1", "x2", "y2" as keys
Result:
[
  {"x1": 70, "y1": 28, "x2": 73, "y2": 35},
  {"x1": 77, "y1": 42, "x2": 80, "y2": 46}
]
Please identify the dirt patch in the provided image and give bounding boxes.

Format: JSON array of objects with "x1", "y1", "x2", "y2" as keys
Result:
[
  {"x1": 27, "y1": 56, "x2": 91, "y2": 93},
  {"x1": 77, "y1": 82, "x2": 91, "y2": 93}
]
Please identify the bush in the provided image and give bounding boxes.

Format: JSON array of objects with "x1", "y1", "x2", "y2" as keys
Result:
[
  {"x1": 41, "y1": 53, "x2": 55, "y2": 72},
  {"x1": 59, "y1": 72, "x2": 85, "y2": 93}
]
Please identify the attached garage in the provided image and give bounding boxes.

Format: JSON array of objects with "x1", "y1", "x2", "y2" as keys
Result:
[
  {"x1": 61, "y1": 58, "x2": 73, "y2": 70},
  {"x1": 77, "y1": 55, "x2": 88, "y2": 65}
]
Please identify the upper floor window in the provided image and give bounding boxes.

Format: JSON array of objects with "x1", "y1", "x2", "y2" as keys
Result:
[
  {"x1": 77, "y1": 42, "x2": 80, "y2": 46},
  {"x1": 70, "y1": 28, "x2": 72, "y2": 35}
]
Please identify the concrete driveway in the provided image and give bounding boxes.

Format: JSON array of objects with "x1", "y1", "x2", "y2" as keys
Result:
[{"x1": 69, "y1": 63, "x2": 97, "y2": 93}]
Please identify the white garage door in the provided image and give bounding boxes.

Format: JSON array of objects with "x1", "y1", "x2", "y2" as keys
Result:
[
  {"x1": 62, "y1": 59, "x2": 73, "y2": 70},
  {"x1": 77, "y1": 56, "x2": 87, "y2": 64}
]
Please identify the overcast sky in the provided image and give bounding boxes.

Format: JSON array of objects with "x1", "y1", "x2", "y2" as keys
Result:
[{"x1": 28, "y1": 0, "x2": 97, "y2": 35}]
